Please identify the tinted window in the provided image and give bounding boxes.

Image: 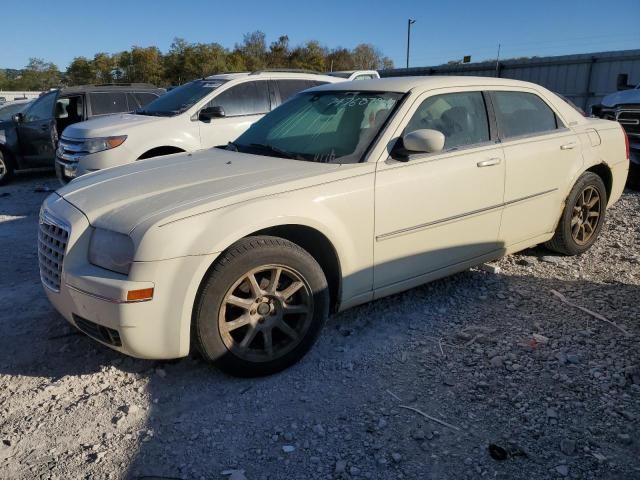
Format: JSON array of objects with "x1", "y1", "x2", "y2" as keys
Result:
[
  {"x1": 211, "y1": 81, "x2": 269, "y2": 116},
  {"x1": 277, "y1": 80, "x2": 315, "y2": 103},
  {"x1": 405, "y1": 91, "x2": 490, "y2": 150},
  {"x1": 90, "y1": 92, "x2": 128, "y2": 116},
  {"x1": 24, "y1": 92, "x2": 56, "y2": 122},
  {"x1": 492, "y1": 91, "x2": 558, "y2": 138},
  {"x1": 134, "y1": 92, "x2": 158, "y2": 107}
]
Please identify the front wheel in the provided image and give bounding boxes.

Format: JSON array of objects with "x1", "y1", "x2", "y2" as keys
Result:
[
  {"x1": 193, "y1": 236, "x2": 329, "y2": 376},
  {"x1": 545, "y1": 172, "x2": 607, "y2": 255}
]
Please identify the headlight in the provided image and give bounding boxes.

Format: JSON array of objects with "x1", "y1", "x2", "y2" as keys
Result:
[
  {"x1": 79, "y1": 135, "x2": 127, "y2": 154},
  {"x1": 88, "y1": 228, "x2": 134, "y2": 275}
]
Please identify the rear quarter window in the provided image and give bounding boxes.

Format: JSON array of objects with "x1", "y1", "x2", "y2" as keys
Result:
[
  {"x1": 276, "y1": 80, "x2": 317, "y2": 103},
  {"x1": 89, "y1": 92, "x2": 128, "y2": 116}
]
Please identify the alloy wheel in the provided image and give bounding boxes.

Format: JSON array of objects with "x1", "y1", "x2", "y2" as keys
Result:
[
  {"x1": 570, "y1": 185, "x2": 601, "y2": 245},
  {"x1": 218, "y1": 264, "x2": 313, "y2": 363}
]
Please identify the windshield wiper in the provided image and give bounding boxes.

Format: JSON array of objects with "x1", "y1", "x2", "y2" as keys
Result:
[{"x1": 248, "y1": 143, "x2": 298, "y2": 159}]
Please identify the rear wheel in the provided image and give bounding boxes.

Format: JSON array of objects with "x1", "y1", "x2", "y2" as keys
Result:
[
  {"x1": 0, "y1": 150, "x2": 15, "y2": 185},
  {"x1": 545, "y1": 172, "x2": 607, "y2": 255},
  {"x1": 193, "y1": 236, "x2": 329, "y2": 376}
]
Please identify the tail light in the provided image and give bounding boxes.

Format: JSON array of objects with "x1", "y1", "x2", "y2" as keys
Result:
[{"x1": 623, "y1": 128, "x2": 630, "y2": 161}]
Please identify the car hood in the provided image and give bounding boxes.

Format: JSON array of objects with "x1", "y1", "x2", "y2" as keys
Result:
[
  {"x1": 62, "y1": 113, "x2": 168, "y2": 139},
  {"x1": 600, "y1": 88, "x2": 640, "y2": 107},
  {"x1": 57, "y1": 148, "x2": 343, "y2": 234}
]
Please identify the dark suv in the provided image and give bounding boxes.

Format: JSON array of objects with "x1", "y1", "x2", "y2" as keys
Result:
[{"x1": 0, "y1": 83, "x2": 164, "y2": 184}]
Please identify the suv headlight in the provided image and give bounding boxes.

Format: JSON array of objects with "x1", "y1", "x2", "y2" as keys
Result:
[
  {"x1": 80, "y1": 136, "x2": 127, "y2": 154},
  {"x1": 89, "y1": 228, "x2": 134, "y2": 275}
]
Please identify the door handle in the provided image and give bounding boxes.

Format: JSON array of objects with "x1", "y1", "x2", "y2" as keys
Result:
[
  {"x1": 560, "y1": 142, "x2": 576, "y2": 150},
  {"x1": 40, "y1": 125, "x2": 49, "y2": 131},
  {"x1": 477, "y1": 158, "x2": 502, "y2": 168}
]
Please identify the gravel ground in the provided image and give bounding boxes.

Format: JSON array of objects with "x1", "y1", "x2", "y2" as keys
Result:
[{"x1": 1, "y1": 172, "x2": 638, "y2": 480}]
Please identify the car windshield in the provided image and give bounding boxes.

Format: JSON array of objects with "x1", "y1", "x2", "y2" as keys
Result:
[
  {"x1": 233, "y1": 91, "x2": 403, "y2": 164},
  {"x1": 0, "y1": 101, "x2": 32, "y2": 121},
  {"x1": 326, "y1": 72, "x2": 352, "y2": 79},
  {"x1": 138, "y1": 79, "x2": 227, "y2": 116}
]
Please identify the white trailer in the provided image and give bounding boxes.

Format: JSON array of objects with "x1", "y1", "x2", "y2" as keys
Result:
[{"x1": 0, "y1": 91, "x2": 42, "y2": 103}]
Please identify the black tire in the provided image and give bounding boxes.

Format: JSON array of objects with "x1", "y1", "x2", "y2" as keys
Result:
[
  {"x1": 545, "y1": 172, "x2": 607, "y2": 256},
  {"x1": 193, "y1": 235, "x2": 329, "y2": 377},
  {"x1": 0, "y1": 150, "x2": 15, "y2": 186}
]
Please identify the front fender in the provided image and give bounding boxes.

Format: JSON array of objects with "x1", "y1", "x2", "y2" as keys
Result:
[{"x1": 134, "y1": 169, "x2": 376, "y2": 303}]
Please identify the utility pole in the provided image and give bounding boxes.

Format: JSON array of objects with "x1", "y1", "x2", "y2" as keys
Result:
[
  {"x1": 406, "y1": 19, "x2": 416, "y2": 69},
  {"x1": 495, "y1": 43, "x2": 501, "y2": 77}
]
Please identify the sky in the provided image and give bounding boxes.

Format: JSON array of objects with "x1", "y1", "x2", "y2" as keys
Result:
[{"x1": 2, "y1": 0, "x2": 639, "y2": 70}]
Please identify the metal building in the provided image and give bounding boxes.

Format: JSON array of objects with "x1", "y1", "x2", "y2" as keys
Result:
[{"x1": 381, "y1": 49, "x2": 640, "y2": 111}]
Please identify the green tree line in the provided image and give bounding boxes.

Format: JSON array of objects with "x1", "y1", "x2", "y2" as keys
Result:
[{"x1": 0, "y1": 32, "x2": 393, "y2": 91}]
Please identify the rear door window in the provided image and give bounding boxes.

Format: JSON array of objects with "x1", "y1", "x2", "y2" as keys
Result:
[
  {"x1": 491, "y1": 91, "x2": 559, "y2": 138},
  {"x1": 89, "y1": 92, "x2": 128, "y2": 116},
  {"x1": 276, "y1": 80, "x2": 316, "y2": 103},
  {"x1": 210, "y1": 81, "x2": 270, "y2": 117}
]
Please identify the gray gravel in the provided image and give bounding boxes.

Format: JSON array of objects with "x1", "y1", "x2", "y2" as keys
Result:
[{"x1": 1, "y1": 172, "x2": 638, "y2": 480}]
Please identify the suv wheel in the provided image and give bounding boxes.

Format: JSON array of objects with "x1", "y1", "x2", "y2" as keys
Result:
[
  {"x1": 193, "y1": 236, "x2": 329, "y2": 376},
  {"x1": 545, "y1": 172, "x2": 607, "y2": 255},
  {"x1": 0, "y1": 150, "x2": 14, "y2": 185}
]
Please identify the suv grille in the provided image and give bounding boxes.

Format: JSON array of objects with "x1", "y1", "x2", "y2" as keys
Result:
[
  {"x1": 38, "y1": 214, "x2": 69, "y2": 291},
  {"x1": 600, "y1": 107, "x2": 640, "y2": 139},
  {"x1": 57, "y1": 137, "x2": 87, "y2": 166}
]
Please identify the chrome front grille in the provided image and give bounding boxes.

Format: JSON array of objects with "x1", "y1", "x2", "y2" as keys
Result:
[
  {"x1": 56, "y1": 137, "x2": 87, "y2": 166},
  {"x1": 38, "y1": 214, "x2": 70, "y2": 291}
]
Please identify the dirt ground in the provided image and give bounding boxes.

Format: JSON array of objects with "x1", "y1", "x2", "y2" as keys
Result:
[{"x1": 1, "y1": 171, "x2": 638, "y2": 480}]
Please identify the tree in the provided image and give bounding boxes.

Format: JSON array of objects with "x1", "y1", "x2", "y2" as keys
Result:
[
  {"x1": 128, "y1": 47, "x2": 164, "y2": 84},
  {"x1": 20, "y1": 58, "x2": 61, "y2": 90},
  {"x1": 267, "y1": 36, "x2": 290, "y2": 68},
  {"x1": 289, "y1": 41, "x2": 326, "y2": 71},
  {"x1": 352, "y1": 44, "x2": 384, "y2": 70},
  {"x1": 326, "y1": 48, "x2": 355, "y2": 72},
  {"x1": 238, "y1": 31, "x2": 267, "y2": 71},
  {"x1": 67, "y1": 57, "x2": 95, "y2": 85},
  {"x1": 3, "y1": 34, "x2": 393, "y2": 89},
  {"x1": 92, "y1": 53, "x2": 114, "y2": 83}
]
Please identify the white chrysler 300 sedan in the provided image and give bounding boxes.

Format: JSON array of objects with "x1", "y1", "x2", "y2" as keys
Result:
[{"x1": 39, "y1": 77, "x2": 629, "y2": 376}]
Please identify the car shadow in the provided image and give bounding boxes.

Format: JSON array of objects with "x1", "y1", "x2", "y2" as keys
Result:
[{"x1": 1, "y1": 226, "x2": 638, "y2": 478}]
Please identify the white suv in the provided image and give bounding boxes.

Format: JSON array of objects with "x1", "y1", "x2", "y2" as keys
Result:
[{"x1": 55, "y1": 71, "x2": 340, "y2": 183}]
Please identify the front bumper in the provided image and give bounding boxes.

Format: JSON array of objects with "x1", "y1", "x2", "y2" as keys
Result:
[
  {"x1": 55, "y1": 138, "x2": 136, "y2": 185},
  {"x1": 40, "y1": 194, "x2": 219, "y2": 359}
]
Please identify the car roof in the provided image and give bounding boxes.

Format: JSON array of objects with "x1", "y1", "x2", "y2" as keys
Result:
[
  {"x1": 329, "y1": 70, "x2": 379, "y2": 75},
  {"x1": 60, "y1": 84, "x2": 165, "y2": 95},
  {"x1": 204, "y1": 71, "x2": 340, "y2": 83},
  {"x1": 311, "y1": 75, "x2": 544, "y2": 93}
]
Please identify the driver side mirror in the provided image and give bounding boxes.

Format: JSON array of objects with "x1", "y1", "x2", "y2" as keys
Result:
[
  {"x1": 199, "y1": 106, "x2": 225, "y2": 123},
  {"x1": 403, "y1": 129, "x2": 445, "y2": 154},
  {"x1": 12, "y1": 112, "x2": 24, "y2": 124}
]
